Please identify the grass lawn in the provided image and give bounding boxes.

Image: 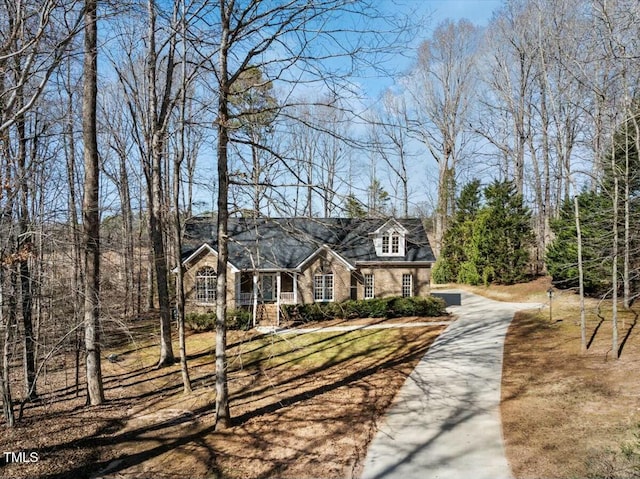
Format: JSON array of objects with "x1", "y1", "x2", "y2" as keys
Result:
[
  {"x1": 466, "y1": 278, "x2": 640, "y2": 478},
  {"x1": 0, "y1": 318, "x2": 445, "y2": 479}
]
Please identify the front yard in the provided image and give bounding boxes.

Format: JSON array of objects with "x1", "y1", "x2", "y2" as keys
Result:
[{"x1": 0, "y1": 317, "x2": 445, "y2": 479}]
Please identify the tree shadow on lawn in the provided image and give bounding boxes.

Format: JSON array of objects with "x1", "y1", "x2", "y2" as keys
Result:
[
  {"x1": 26, "y1": 327, "x2": 441, "y2": 479},
  {"x1": 618, "y1": 310, "x2": 638, "y2": 358}
]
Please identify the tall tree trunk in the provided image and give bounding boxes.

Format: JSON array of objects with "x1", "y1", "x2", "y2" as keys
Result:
[
  {"x1": 118, "y1": 153, "x2": 135, "y2": 317},
  {"x1": 611, "y1": 131, "x2": 619, "y2": 360},
  {"x1": 15, "y1": 106, "x2": 36, "y2": 401},
  {"x1": 63, "y1": 62, "x2": 83, "y2": 396},
  {"x1": 623, "y1": 112, "x2": 630, "y2": 309},
  {"x1": 146, "y1": 0, "x2": 175, "y2": 367},
  {"x1": 215, "y1": 2, "x2": 231, "y2": 429},
  {"x1": 435, "y1": 158, "x2": 453, "y2": 256},
  {"x1": 174, "y1": 0, "x2": 192, "y2": 393},
  {"x1": 147, "y1": 0, "x2": 175, "y2": 367},
  {"x1": 172, "y1": 173, "x2": 191, "y2": 392},
  {"x1": 82, "y1": 0, "x2": 104, "y2": 405}
]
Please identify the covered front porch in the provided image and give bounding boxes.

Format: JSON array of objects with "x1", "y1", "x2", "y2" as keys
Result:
[{"x1": 236, "y1": 271, "x2": 298, "y2": 306}]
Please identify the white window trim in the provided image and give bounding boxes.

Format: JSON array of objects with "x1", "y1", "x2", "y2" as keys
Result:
[
  {"x1": 195, "y1": 267, "x2": 217, "y2": 304},
  {"x1": 364, "y1": 273, "x2": 375, "y2": 299},
  {"x1": 402, "y1": 273, "x2": 413, "y2": 298},
  {"x1": 376, "y1": 230, "x2": 405, "y2": 257},
  {"x1": 391, "y1": 233, "x2": 400, "y2": 254},
  {"x1": 314, "y1": 273, "x2": 334, "y2": 302}
]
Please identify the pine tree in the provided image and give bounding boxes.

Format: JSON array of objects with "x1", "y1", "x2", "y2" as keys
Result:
[
  {"x1": 546, "y1": 192, "x2": 612, "y2": 295},
  {"x1": 546, "y1": 107, "x2": 640, "y2": 299},
  {"x1": 433, "y1": 179, "x2": 533, "y2": 285},
  {"x1": 432, "y1": 179, "x2": 481, "y2": 283},
  {"x1": 344, "y1": 194, "x2": 367, "y2": 219},
  {"x1": 479, "y1": 180, "x2": 533, "y2": 284}
]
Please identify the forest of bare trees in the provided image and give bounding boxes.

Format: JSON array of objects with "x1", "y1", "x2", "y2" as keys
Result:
[{"x1": 1, "y1": 0, "x2": 639, "y2": 430}]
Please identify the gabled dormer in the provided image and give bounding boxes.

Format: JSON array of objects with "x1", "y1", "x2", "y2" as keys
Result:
[{"x1": 371, "y1": 219, "x2": 408, "y2": 257}]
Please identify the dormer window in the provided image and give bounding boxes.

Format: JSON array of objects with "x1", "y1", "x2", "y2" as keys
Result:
[
  {"x1": 374, "y1": 223, "x2": 406, "y2": 257},
  {"x1": 391, "y1": 233, "x2": 400, "y2": 254},
  {"x1": 381, "y1": 232, "x2": 401, "y2": 255}
]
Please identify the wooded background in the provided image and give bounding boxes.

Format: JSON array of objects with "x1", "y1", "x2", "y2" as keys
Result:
[{"x1": 1, "y1": 0, "x2": 638, "y2": 427}]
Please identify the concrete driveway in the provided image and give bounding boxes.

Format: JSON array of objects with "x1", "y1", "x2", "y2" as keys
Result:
[{"x1": 360, "y1": 290, "x2": 542, "y2": 479}]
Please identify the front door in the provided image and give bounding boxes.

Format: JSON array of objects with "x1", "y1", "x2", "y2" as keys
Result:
[{"x1": 260, "y1": 274, "x2": 275, "y2": 301}]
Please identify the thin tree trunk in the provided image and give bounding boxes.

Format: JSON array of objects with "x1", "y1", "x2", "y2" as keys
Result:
[
  {"x1": 146, "y1": 0, "x2": 175, "y2": 367},
  {"x1": 82, "y1": 0, "x2": 104, "y2": 405},
  {"x1": 611, "y1": 131, "x2": 619, "y2": 360},
  {"x1": 574, "y1": 194, "x2": 587, "y2": 354},
  {"x1": 1, "y1": 268, "x2": 16, "y2": 427},
  {"x1": 63, "y1": 61, "x2": 83, "y2": 396},
  {"x1": 116, "y1": 151, "x2": 134, "y2": 317},
  {"x1": 623, "y1": 114, "x2": 630, "y2": 309}
]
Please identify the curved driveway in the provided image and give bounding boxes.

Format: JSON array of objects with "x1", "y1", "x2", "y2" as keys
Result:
[{"x1": 361, "y1": 290, "x2": 542, "y2": 479}]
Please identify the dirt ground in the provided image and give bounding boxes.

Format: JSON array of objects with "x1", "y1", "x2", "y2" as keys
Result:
[{"x1": 0, "y1": 317, "x2": 447, "y2": 479}]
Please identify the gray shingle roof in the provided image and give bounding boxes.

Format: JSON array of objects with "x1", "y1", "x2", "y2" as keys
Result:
[{"x1": 182, "y1": 217, "x2": 435, "y2": 271}]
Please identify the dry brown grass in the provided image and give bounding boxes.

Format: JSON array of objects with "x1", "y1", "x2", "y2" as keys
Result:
[
  {"x1": 497, "y1": 279, "x2": 640, "y2": 478},
  {"x1": 0, "y1": 318, "x2": 445, "y2": 479}
]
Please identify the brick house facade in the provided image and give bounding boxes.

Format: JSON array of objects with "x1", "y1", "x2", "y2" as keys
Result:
[{"x1": 180, "y1": 217, "x2": 435, "y2": 325}]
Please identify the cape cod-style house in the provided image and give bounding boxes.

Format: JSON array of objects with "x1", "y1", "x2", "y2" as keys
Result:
[{"x1": 180, "y1": 217, "x2": 436, "y2": 325}]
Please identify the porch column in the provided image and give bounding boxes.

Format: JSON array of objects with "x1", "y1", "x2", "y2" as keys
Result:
[
  {"x1": 293, "y1": 273, "x2": 298, "y2": 304},
  {"x1": 252, "y1": 273, "x2": 258, "y2": 328},
  {"x1": 276, "y1": 273, "x2": 281, "y2": 326}
]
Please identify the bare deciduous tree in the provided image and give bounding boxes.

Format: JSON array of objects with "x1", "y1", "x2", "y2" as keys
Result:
[
  {"x1": 82, "y1": 0, "x2": 104, "y2": 405},
  {"x1": 408, "y1": 19, "x2": 480, "y2": 255}
]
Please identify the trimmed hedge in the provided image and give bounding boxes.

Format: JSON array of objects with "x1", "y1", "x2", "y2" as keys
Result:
[
  {"x1": 184, "y1": 309, "x2": 252, "y2": 332},
  {"x1": 282, "y1": 296, "x2": 446, "y2": 323}
]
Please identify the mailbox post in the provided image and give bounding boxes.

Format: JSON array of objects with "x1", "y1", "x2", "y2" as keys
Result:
[{"x1": 547, "y1": 287, "x2": 554, "y2": 322}]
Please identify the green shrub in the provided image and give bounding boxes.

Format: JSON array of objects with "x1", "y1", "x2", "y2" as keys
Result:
[
  {"x1": 457, "y1": 260, "x2": 481, "y2": 285},
  {"x1": 184, "y1": 309, "x2": 252, "y2": 332},
  {"x1": 282, "y1": 303, "x2": 330, "y2": 323},
  {"x1": 284, "y1": 296, "x2": 446, "y2": 323},
  {"x1": 387, "y1": 296, "x2": 446, "y2": 318},
  {"x1": 226, "y1": 309, "x2": 252, "y2": 330},
  {"x1": 362, "y1": 298, "x2": 391, "y2": 317},
  {"x1": 432, "y1": 257, "x2": 455, "y2": 284},
  {"x1": 185, "y1": 312, "x2": 215, "y2": 332}
]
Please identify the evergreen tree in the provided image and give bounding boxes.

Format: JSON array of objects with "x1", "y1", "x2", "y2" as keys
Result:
[
  {"x1": 433, "y1": 179, "x2": 533, "y2": 285},
  {"x1": 344, "y1": 194, "x2": 367, "y2": 219},
  {"x1": 479, "y1": 180, "x2": 533, "y2": 284},
  {"x1": 546, "y1": 107, "x2": 640, "y2": 299},
  {"x1": 546, "y1": 191, "x2": 612, "y2": 295},
  {"x1": 432, "y1": 179, "x2": 481, "y2": 283}
]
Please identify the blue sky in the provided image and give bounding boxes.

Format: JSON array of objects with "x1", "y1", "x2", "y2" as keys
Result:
[
  {"x1": 354, "y1": 0, "x2": 503, "y2": 100},
  {"x1": 426, "y1": 0, "x2": 503, "y2": 25},
  {"x1": 351, "y1": 1, "x2": 505, "y2": 214}
]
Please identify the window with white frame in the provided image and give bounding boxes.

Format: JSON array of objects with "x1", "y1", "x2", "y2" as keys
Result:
[
  {"x1": 364, "y1": 273, "x2": 374, "y2": 299},
  {"x1": 314, "y1": 274, "x2": 334, "y2": 302},
  {"x1": 196, "y1": 267, "x2": 217, "y2": 303},
  {"x1": 391, "y1": 233, "x2": 400, "y2": 254},
  {"x1": 402, "y1": 273, "x2": 413, "y2": 297},
  {"x1": 382, "y1": 235, "x2": 390, "y2": 254},
  {"x1": 377, "y1": 229, "x2": 405, "y2": 257}
]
